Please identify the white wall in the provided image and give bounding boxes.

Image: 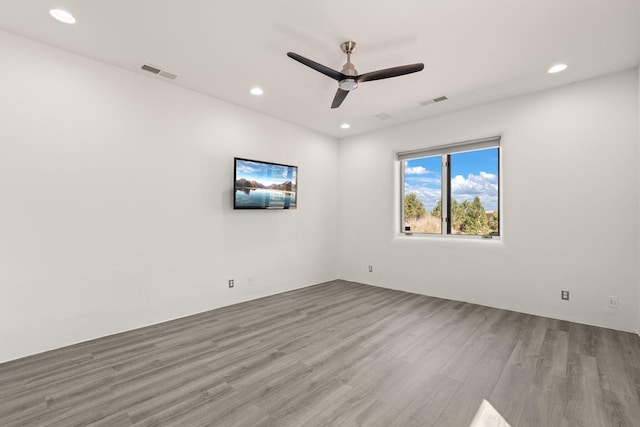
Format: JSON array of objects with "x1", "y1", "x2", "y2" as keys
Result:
[
  {"x1": 0, "y1": 31, "x2": 339, "y2": 363},
  {"x1": 338, "y1": 69, "x2": 639, "y2": 333},
  {"x1": 1, "y1": 29, "x2": 638, "y2": 364}
]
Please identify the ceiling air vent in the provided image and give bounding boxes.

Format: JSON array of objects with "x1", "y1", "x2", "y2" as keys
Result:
[
  {"x1": 141, "y1": 63, "x2": 178, "y2": 80},
  {"x1": 420, "y1": 95, "x2": 448, "y2": 106},
  {"x1": 158, "y1": 70, "x2": 178, "y2": 80},
  {"x1": 141, "y1": 64, "x2": 161, "y2": 74}
]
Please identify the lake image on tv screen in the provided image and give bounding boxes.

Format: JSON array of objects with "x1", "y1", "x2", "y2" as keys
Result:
[{"x1": 235, "y1": 159, "x2": 297, "y2": 209}]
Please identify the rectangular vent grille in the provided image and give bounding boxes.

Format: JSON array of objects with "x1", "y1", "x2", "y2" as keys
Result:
[
  {"x1": 141, "y1": 63, "x2": 178, "y2": 80},
  {"x1": 141, "y1": 64, "x2": 161, "y2": 74},
  {"x1": 420, "y1": 95, "x2": 448, "y2": 106},
  {"x1": 158, "y1": 70, "x2": 178, "y2": 80}
]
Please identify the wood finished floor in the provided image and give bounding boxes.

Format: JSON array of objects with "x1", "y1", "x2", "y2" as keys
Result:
[{"x1": 1, "y1": 280, "x2": 640, "y2": 427}]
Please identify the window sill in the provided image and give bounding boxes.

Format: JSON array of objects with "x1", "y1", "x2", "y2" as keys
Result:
[{"x1": 396, "y1": 232, "x2": 502, "y2": 242}]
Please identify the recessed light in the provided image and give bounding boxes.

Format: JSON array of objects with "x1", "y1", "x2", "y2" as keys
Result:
[
  {"x1": 548, "y1": 64, "x2": 567, "y2": 74},
  {"x1": 50, "y1": 9, "x2": 76, "y2": 24},
  {"x1": 250, "y1": 87, "x2": 263, "y2": 96},
  {"x1": 340, "y1": 123, "x2": 350, "y2": 129}
]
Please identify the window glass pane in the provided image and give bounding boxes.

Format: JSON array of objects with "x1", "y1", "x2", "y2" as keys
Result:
[
  {"x1": 403, "y1": 156, "x2": 442, "y2": 234},
  {"x1": 449, "y1": 147, "x2": 499, "y2": 235}
]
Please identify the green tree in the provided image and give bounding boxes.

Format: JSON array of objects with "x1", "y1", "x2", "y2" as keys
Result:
[
  {"x1": 451, "y1": 197, "x2": 490, "y2": 235},
  {"x1": 488, "y1": 209, "x2": 499, "y2": 234},
  {"x1": 404, "y1": 193, "x2": 426, "y2": 219},
  {"x1": 431, "y1": 200, "x2": 442, "y2": 219},
  {"x1": 464, "y1": 196, "x2": 489, "y2": 234},
  {"x1": 450, "y1": 200, "x2": 464, "y2": 231}
]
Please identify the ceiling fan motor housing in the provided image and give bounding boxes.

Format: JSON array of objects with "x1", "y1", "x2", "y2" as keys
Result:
[{"x1": 340, "y1": 60, "x2": 358, "y2": 91}]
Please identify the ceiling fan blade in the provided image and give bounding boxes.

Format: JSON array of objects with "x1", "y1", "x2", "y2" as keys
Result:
[
  {"x1": 356, "y1": 63, "x2": 424, "y2": 83},
  {"x1": 287, "y1": 52, "x2": 344, "y2": 81},
  {"x1": 331, "y1": 88, "x2": 349, "y2": 109}
]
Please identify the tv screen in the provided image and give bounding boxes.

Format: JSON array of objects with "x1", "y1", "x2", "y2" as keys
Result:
[{"x1": 234, "y1": 158, "x2": 297, "y2": 209}]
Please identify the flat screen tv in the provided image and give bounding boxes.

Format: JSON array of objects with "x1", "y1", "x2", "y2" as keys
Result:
[{"x1": 234, "y1": 157, "x2": 297, "y2": 209}]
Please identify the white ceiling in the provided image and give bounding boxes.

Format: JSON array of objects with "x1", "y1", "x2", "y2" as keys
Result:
[{"x1": 1, "y1": 0, "x2": 639, "y2": 138}]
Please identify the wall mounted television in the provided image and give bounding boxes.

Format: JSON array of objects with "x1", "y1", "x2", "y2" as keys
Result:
[{"x1": 234, "y1": 157, "x2": 297, "y2": 209}]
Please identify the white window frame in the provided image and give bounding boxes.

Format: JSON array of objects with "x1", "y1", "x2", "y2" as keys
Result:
[{"x1": 398, "y1": 136, "x2": 501, "y2": 239}]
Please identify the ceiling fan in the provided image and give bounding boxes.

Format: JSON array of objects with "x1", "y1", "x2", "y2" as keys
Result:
[{"x1": 287, "y1": 41, "x2": 424, "y2": 109}]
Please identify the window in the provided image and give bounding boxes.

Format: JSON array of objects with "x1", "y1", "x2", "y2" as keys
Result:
[{"x1": 399, "y1": 136, "x2": 500, "y2": 237}]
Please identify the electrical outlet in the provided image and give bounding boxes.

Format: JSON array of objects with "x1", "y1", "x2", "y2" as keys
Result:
[
  {"x1": 248, "y1": 276, "x2": 253, "y2": 286},
  {"x1": 561, "y1": 290, "x2": 569, "y2": 300},
  {"x1": 228, "y1": 279, "x2": 234, "y2": 288},
  {"x1": 608, "y1": 296, "x2": 618, "y2": 308},
  {"x1": 368, "y1": 265, "x2": 373, "y2": 273}
]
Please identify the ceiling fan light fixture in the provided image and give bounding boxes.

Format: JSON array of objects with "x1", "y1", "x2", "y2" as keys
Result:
[
  {"x1": 49, "y1": 9, "x2": 76, "y2": 24},
  {"x1": 338, "y1": 79, "x2": 358, "y2": 91}
]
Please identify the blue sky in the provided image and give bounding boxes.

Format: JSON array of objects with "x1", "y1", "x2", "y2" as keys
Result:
[
  {"x1": 404, "y1": 148, "x2": 499, "y2": 211},
  {"x1": 236, "y1": 160, "x2": 296, "y2": 186}
]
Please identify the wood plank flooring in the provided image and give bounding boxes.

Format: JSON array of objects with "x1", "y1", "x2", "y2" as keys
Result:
[{"x1": 1, "y1": 280, "x2": 639, "y2": 426}]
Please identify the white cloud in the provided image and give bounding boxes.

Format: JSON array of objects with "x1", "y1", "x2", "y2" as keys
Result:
[
  {"x1": 405, "y1": 166, "x2": 429, "y2": 175},
  {"x1": 451, "y1": 172, "x2": 498, "y2": 210},
  {"x1": 404, "y1": 184, "x2": 441, "y2": 211},
  {"x1": 405, "y1": 171, "x2": 498, "y2": 212},
  {"x1": 236, "y1": 163, "x2": 257, "y2": 174}
]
